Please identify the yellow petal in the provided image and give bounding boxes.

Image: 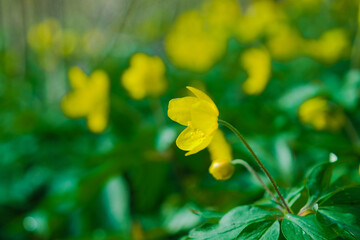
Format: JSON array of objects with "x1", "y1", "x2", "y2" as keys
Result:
[
  {"x1": 68, "y1": 66, "x2": 88, "y2": 89},
  {"x1": 191, "y1": 100, "x2": 218, "y2": 134},
  {"x1": 121, "y1": 68, "x2": 146, "y2": 100},
  {"x1": 61, "y1": 91, "x2": 93, "y2": 117},
  {"x1": 168, "y1": 97, "x2": 198, "y2": 126},
  {"x1": 90, "y1": 70, "x2": 109, "y2": 93},
  {"x1": 176, "y1": 127, "x2": 205, "y2": 151},
  {"x1": 185, "y1": 132, "x2": 214, "y2": 156},
  {"x1": 186, "y1": 86, "x2": 219, "y2": 115},
  {"x1": 87, "y1": 107, "x2": 108, "y2": 133}
]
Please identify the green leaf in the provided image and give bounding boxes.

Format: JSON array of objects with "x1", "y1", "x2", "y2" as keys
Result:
[
  {"x1": 317, "y1": 206, "x2": 360, "y2": 239},
  {"x1": 338, "y1": 70, "x2": 360, "y2": 110},
  {"x1": 319, "y1": 185, "x2": 360, "y2": 206},
  {"x1": 237, "y1": 220, "x2": 280, "y2": 240},
  {"x1": 281, "y1": 214, "x2": 336, "y2": 240},
  {"x1": 190, "y1": 209, "x2": 223, "y2": 220},
  {"x1": 189, "y1": 206, "x2": 282, "y2": 240},
  {"x1": 306, "y1": 162, "x2": 334, "y2": 204}
]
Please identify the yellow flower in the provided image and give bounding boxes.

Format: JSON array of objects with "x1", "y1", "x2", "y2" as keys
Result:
[
  {"x1": 304, "y1": 29, "x2": 349, "y2": 64},
  {"x1": 235, "y1": 0, "x2": 283, "y2": 43},
  {"x1": 27, "y1": 18, "x2": 61, "y2": 53},
  {"x1": 241, "y1": 47, "x2": 271, "y2": 95},
  {"x1": 121, "y1": 53, "x2": 167, "y2": 100},
  {"x1": 168, "y1": 87, "x2": 219, "y2": 156},
  {"x1": 208, "y1": 130, "x2": 234, "y2": 180},
  {"x1": 266, "y1": 23, "x2": 304, "y2": 60},
  {"x1": 165, "y1": 10, "x2": 227, "y2": 72},
  {"x1": 61, "y1": 67, "x2": 110, "y2": 133},
  {"x1": 298, "y1": 97, "x2": 346, "y2": 131},
  {"x1": 201, "y1": 0, "x2": 240, "y2": 32}
]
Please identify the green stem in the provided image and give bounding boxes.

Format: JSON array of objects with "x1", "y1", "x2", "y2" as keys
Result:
[
  {"x1": 218, "y1": 119, "x2": 293, "y2": 214},
  {"x1": 232, "y1": 159, "x2": 282, "y2": 206}
]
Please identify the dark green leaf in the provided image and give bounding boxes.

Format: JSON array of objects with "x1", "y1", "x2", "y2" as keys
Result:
[
  {"x1": 237, "y1": 220, "x2": 280, "y2": 240},
  {"x1": 189, "y1": 206, "x2": 282, "y2": 240},
  {"x1": 306, "y1": 162, "x2": 334, "y2": 204},
  {"x1": 281, "y1": 214, "x2": 336, "y2": 240},
  {"x1": 319, "y1": 185, "x2": 360, "y2": 206},
  {"x1": 317, "y1": 206, "x2": 360, "y2": 239}
]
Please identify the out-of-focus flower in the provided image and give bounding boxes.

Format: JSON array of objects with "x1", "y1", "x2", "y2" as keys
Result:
[
  {"x1": 298, "y1": 97, "x2": 346, "y2": 131},
  {"x1": 165, "y1": 10, "x2": 227, "y2": 73},
  {"x1": 235, "y1": 0, "x2": 284, "y2": 43},
  {"x1": 208, "y1": 130, "x2": 234, "y2": 180},
  {"x1": 266, "y1": 23, "x2": 304, "y2": 60},
  {"x1": 168, "y1": 87, "x2": 219, "y2": 156},
  {"x1": 304, "y1": 29, "x2": 349, "y2": 64},
  {"x1": 202, "y1": 0, "x2": 240, "y2": 33},
  {"x1": 121, "y1": 53, "x2": 167, "y2": 100},
  {"x1": 61, "y1": 67, "x2": 110, "y2": 133},
  {"x1": 240, "y1": 47, "x2": 271, "y2": 95},
  {"x1": 27, "y1": 18, "x2": 61, "y2": 53}
]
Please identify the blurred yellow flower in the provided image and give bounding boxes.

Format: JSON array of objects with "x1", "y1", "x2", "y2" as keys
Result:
[
  {"x1": 241, "y1": 47, "x2": 271, "y2": 95},
  {"x1": 168, "y1": 87, "x2": 219, "y2": 156},
  {"x1": 305, "y1": 29, "x2": 349, "y2": 64},
  {"x1": 266, "y1": 23, "x2": 304, "y2": 60},
  {"x1": 27, "y1": 18, "x2": 61, "y2": 53},
  {"x1": 298, "y1": 97, "x2": 346, "y2": 131},
  {"x1": 121, "y1": 53, "x2": 167, "y2": 100},
  {"x1": 165, "y1": 10, "x2": 227, "y2": 72},
  {"x1": 202, "y1": 0, "x2": 240, "y2": 33},
  {"x1": 61, "y1": 67, "x2": 110, "y2": 133},
  {"x1": 27, "y1": 18, "x2": 79, "y2": 58},
  {"x1": 235, "y1": 0, "x2": 283, "y2": 43},
  {"x1": 208, "y1": 130, "x2": 234, "y2": 180}
]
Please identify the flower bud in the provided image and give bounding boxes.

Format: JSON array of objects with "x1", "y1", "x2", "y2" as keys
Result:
[{"x1": 209, "y1": 161, "x2": 235, "y2": 180}]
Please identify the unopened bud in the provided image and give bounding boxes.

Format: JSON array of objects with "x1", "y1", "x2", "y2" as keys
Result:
[{"x1": 209, "y1": 161, "x2": 235, "y2": 181}]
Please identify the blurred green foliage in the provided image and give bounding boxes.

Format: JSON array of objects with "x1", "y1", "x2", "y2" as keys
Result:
[{"x1": 1, "y1": 0, "x2": 360, "y2": 239}]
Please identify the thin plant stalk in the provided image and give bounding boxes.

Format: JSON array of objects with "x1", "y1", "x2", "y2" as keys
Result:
[
  {"x1": 231, "y1": 159, "x2": 282, "y2": 206},
  {"x1": 218, "y1": 119, "x2": 293, "y2": 214}
]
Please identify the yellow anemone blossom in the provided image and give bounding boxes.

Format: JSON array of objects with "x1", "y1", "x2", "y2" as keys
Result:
[
  {"x1": 298, "y1": 97, "x2": 346, "y2": 131},
  {"x1": 61, "y1": 67, "x2": 110, "y2": 133},
  {"x1": 235, "y1": 0, "x2": 284, "y2": 43},
  {"x1": 266, "y1": 23, "x2": 304, "y2": 61},
  {"x1": 241, "y1": 47, "x2": 271, "y2": 95},
  {"x1": 27, "y1": 18, "x2": 61, "y2": 53},
  {"x1": 208, "y1": 130, "x2": 235, "y2": 180},
  {"x1": 168, "y1": 87, "x2": 219, "y2": 156},
  {"x1": 304, "y1": 29, "x2": 349, "y2": 64},
  {"x1": 121, "y1": 53, "x2": 167, "y2": 100},
  {"x1": 201, "y1": 0, "x2": 240, "y2": 33},
  {"x1": 165, "y1": 10, "x2": 227, "y2": 73}
]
